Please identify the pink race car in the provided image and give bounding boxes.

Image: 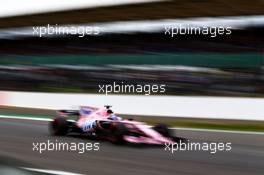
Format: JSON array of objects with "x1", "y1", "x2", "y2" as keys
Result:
[{"x1": 50, "y1": 105, "x2": 185, "y2": 145}]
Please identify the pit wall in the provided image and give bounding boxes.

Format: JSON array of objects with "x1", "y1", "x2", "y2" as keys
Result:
[{"x1": 0, "y1": 91, "x2": 264, "y2": 121}]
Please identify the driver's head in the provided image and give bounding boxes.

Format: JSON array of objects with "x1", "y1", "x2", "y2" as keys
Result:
[{"x1": 106, "y1": 109, "x2": 113, "y2": 115}]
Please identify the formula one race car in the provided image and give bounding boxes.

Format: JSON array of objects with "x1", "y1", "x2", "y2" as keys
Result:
[{"x1": 50, "y1": 105, "x2": 185, "y2": 145}]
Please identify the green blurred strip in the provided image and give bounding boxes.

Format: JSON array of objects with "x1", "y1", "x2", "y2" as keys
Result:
[{"x1": 1, "y1": 53, "x2": 263, "y2": 68}]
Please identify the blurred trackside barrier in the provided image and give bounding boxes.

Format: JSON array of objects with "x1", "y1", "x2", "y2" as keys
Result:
[
  {"x1": 0, "y1": 92, "x2": 7, "y2": 106},
  {"x1": 0, "y1": 91, "x2": 264, "y2": 121},
  {"x1": 0, "y1": 53, "x2": 263, "y2": 68}
]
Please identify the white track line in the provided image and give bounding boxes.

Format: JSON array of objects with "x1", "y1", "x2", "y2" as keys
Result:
[
  {"x1": 0, "y1": 115, "x2": 52, "y2": 121},
  {"x1": 22, "y1": 167, "x2": 85, "y2": 175},
  {"x1": 172, "y1": 127, "x2": 264, "y2": 135},
  {"x1": 0, "y1": 115, "x2": 76, "y2": 122}
]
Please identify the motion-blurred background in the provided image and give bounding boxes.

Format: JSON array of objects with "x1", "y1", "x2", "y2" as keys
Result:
[
  {"x1": 0, "y1": 0, "x2": 263, "y2": 96},
  {"x1": 0, "y1": 1, "x2": 264, "y2": 175}
]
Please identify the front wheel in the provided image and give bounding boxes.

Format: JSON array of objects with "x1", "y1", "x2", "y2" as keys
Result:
[
  {"x1": 153, "y1": 124, "x2": 188, "y2": 143},
  {"x1": 50, "y1": 117, "x2": 69, "y2": 136},
  {"x1": 172, "y1": 136, "x2": 188, "y2": 143},
  {"x1": 153, "y1": 124, "x2": 171, "y2": 137},
  {"x1": 110, "y1": 123, "x2": 128, "y2": 144}
]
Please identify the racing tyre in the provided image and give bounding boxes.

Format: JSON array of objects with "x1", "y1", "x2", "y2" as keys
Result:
[
  {"x1": 50, "y1": 117, "x2": 69, "y2": 136},
  {"x1": 172, "y1": 136, "x2": 188, "y2": 144},
  {"x1": 153, "y1": 124, "x2": 188, "y2": 143},
  {"x1": 153, "y1": 124, "x2": 171, "y2": 137},
  {"x1": 110, "y1": 123, "x2": 128, "y2": 144}
]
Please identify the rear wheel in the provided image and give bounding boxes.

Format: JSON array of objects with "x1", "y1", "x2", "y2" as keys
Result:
[{"x1": 50, "y1": 117, "x2": 69, "y2": 136}]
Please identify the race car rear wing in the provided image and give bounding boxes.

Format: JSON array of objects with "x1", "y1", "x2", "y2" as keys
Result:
[{"x1": 57, "y1": 110, "x2": 79, "y2": 116}]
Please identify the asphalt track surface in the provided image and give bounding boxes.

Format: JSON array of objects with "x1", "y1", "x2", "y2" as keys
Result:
[{"x1": 0, "y1": 119, "x2": 264, "y2": 175}]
